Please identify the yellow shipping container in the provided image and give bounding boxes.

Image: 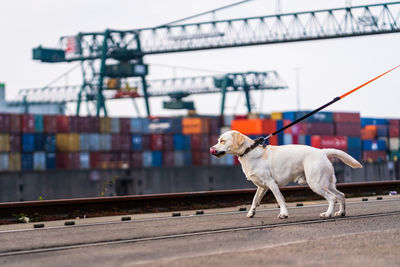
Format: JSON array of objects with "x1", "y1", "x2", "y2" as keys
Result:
[
  {"x1": 271, "y1": 112, "x2": 283, "y2": 120},
  {"x1": 182, "y1": 118, "x2": 210, "y2": 135},
  {"x1": 56, "y1": 133, "x2": 80, "y2": 151},
  {"x1": 9, "y1": 153, "x2": 21, "y2": 171},
  {"x1": 100, "y1": 117, "x2": 111, "y2": 133},
  {"x1": 0, "y1": 134, "x2": 10, "y2": 152}
]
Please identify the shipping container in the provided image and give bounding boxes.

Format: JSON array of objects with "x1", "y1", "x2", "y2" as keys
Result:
[
  {"x1": 363, "y1": 151, "x2": 387, "y2": 162},
  {"x1": 148, "y1": 118, "x2": 182, "y2": 134},
  {"x1": 173, "y1": 151, "x2": 192, "y2": 166},
  {"x1": 110, "y1": 134, "x2": 130, "y2": 151},
  {"x1": 363, "y1": 140, "x2": 386, "y2": 151},
  {"x1": 333, "y1": 112, "x2": 361, "y2": 123},
  {"x1": 9, "y1": 134, "x2": 21, "y2": 152},
  {"x1": 22, "y1": 134, "x2": 34, "y2": 152},
  {"x1": 298, "y1": 135, "x2": 311, "y2": 146},
  {"x1": 0, "y1": 114, "x2": 10, "y2": 133},
  {"x1": 231, "y1": 119, "x2": 276, "y2": 135},
  {"x1": 0, "y1": 153, "x2": 8, "y2": 171},
  {"x1": 296, "y1": 111, "x2": 334, "y2": 123},
  {"x1": 9, "y1": 114, "x2": 21, "y2": 133},
  {"x1": 305, "y1": 123, "x2": 335, "y2": 135},
  {"x1": 376, "y1": 126, "x2": 389, "y2": 137},
  {"x1": 347, "y1": 137, "x2": 362, "y2": 150},
  {"x1": 311, "y1": 136, "x2": 348, "y2": 150},
  {"x1": 182, "y1": 117, "x2": 210, "y2": 134},
  {"x1": 389, "y1": 138, "x2": 400, "y2": 151},
  {"x1": 162, "y1": 134, "x2": 174, "y2": 151},
  {"x1": 361, "y1": 118, "x2": 388, "y2": 127},
  {"x1": 335, "y1": 123, "x2": 361, "y2": 137},
  {"x1": 150, "y1": 134, "x2": 163, "y2": 151},
  {"x1": 80, "y1": 152, "x2": 90, "y2": 169},
  {"x1": 361, "y1": 128, "x2": 376, "y2": 140},
  {"x1": 347, "y1": 148, "x2": 362, "y2": 161},
  {"x1": 190, "y1": 134, "x2": 209, "y2": 151},
  {"x1": 69, "y1": 116, "x2": 79, "y2": 132},
  {"x1": 110, "y1": 118, "x2": 120, "y2": 133},
  {"x1": 99, "y1": 134, "x2": 112, "y2": 151},
  {"x1": 89, "y1": 152, "x2": 101, "y2": 168},
  {"x1": 271, "y1": 112, "x2": 283, "y2": 120},
  {"x1": 21, "y1": 114, "x2": 35, "y2": 133},
  {"x1": 131, "y1": 151, "x2": 143, "y2": 167},
  {"x1": 119, "y1": 118, "x2": 131, "y2": 134},
  {"x1": 34, "y1": 133, "x2": 45, "y2": 151},
  {"x1": 100, "y1": 117, "x2": 111, "y2": 133},
  {"x1": 389, "y1": 126, "x2": 399, "y2": 137},
  {"x1": 389, "y1": 119, "x2": 400, "y2": 127},
  {"x1": 173, "y1": 134, "x2": 191, "y2": 150},
  {"x1": 79, "y1": 134, "x2": 90, "y2": 151},
  {"x1": 9, "y1": 153, "x2": 21, "y2": 171},
  {"x1": 56, "y1": 152, "x2": 80, "y2": 169},
  {"x1": 223, "y1": 115, "x2": 234, "y2": 127},
  {"x1": 283, "y1": 134, "x2": 292, "y2": 145},
  {"x1": 43, "y1": 115, "x2": 57, "y2": 133},
  {"x1": 56, "y1": 115, "x2": 70, "y2": 132},
  {"x1": 142, "y1": 151, "x2": 163, "y2": 167},
  {"x1": 88, "y1": 133, "x2": 100, "y2": 151},
  {"x1": 44, "y1": 134, "x2": 56, "y2": 152},
  {"x1": 46, "y1": 153, "x2": 56, "y2": 169},
  {"x1": 33, "y1": 152, "x2": 46, "y2": 170},
  {"x1": 130, "y1": 118, "x2": 149, "y2": 133},
  {"x1": 21, "y1": 153, "x2": 33, "y2": 170},
  {"x1": 34, "y1": 115, "x2": 44, "y2": 132},
  {"x1": 163, "y1": 151, "x2": 175, "y2": 166},
  {"x1": 192, "y1": 151, "x2": 210, "y2": 166},
  {"x1": 208, "y1": 117, "x2": 220, "y2": 135},
  {"x1": 56, "y1": 133, "x2": 80, "y2": 151}
]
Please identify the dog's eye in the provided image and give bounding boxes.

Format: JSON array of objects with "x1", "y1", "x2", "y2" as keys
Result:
[{"x1": 220, "y1": 140, "x2": 225, "y2": 144}]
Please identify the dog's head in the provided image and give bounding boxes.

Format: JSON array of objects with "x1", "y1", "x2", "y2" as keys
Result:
[{"x1": 210, "y1": 130, "x2": 248, "y2": 157}]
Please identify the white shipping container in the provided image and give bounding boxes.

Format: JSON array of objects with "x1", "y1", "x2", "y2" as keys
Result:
[
  {"x1": 389, "y1": 137, "x2": 400, "y2": 151},
  {"x1": 174, "y1": 151, "x2": 184, "y2": 166},
  {"x1": 33, "y1": 152, "x2": 46, "y2": 170},
  {"x1": 110, "y1": 118, "x2": 120, "y2": 133},
  {"x1": 99, "y1": 134, "x2": 111, "y2": 151},
  {"x1": 88, "y1": 134, "x2": 100, "y2": 151},
  {"x1": 142, "y1": 151, "x2": 152, "y2": 167},
  {"x1": 0, "y1": 153, "x2": 9, "y2": 171},
  {"x1": 80, "y1": 152, "x2": 90, "y2": 169},
  {"x1": 79, "y1": 134, "x2": 90, "y2": 151}
]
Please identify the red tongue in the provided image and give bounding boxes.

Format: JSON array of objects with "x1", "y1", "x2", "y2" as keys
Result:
[{"x1": 209, "y1": 147, "x2": 217, "y2": 155}]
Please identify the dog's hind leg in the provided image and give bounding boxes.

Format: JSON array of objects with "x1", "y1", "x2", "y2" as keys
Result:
[
  {"x1": 247, "y1": 186, "x2": 268, "y2": 218},
  {"x1": 328, "y1": 183, "x2": 346, "y2": 216},
  {"x1": 267, "y1": 181, "x2": 289, "y2": 219}
]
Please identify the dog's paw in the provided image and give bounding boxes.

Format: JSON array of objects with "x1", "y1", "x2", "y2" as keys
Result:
[
  {"x1": 247, "y1": 210, "x2": 255, "y2": 218},
  {"x1": 334, "y1": 211, "x2": 346, "y2": 217},
  {"x1": 277, "y1": 213, "x2": 288, "y2": 219},
  {"x1": 319, "y1": 212, "x2": 332, "y2": 218}
]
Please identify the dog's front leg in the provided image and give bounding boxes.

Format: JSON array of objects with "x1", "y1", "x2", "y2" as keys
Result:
[
  {"x1": 247, "y1": 186, "x2": 268, "y2": 218},
  {"x1": 267, "y1": 181, "x2": 289, "y2": 219}
]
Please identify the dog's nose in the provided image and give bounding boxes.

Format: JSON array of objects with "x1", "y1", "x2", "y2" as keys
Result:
[{"x1": 209, "y1": 147, "x2": 217, "y2": 155}]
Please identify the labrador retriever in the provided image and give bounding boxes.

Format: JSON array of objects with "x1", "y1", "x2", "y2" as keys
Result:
[{"x1": 210, "y1": 130, "x2": 362, "y2": 219}]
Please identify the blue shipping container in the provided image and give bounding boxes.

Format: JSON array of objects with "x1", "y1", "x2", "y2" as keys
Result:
[
  {"x1": 148, "y1": 118, "x2": 182, "y2": 134},
  {"x1": 34, "y1": 133, "x2": 45, "y2": 151},
  {"x1": 44, "y1": 134, "x2": 56, "y2": 152},
  {"x1": 282, "y1": 112, "x2": 296, "y2": 121},
  {"x1": 131, "y1": 135, "x2": 143, "y2": 151},
  {"x1": 173, "y1": 134, "x2": 191, "y2": 150},
  {"x1": 46, "y1": 153, "x2": 56, "y2": 169},
  {"x1": 298, "y1": 135, "x2": 311, "y2": 146},
  {"x1": 22, "y1": 134, "x2": 35, "y2": 152},
  {"x1": 21, "y1": 153, "x2": 34, "y2": 170},
  {"x1": 361, "y1": 118, "x2": 388, "y2": 127},
  {"x1": 276, "y1": 120, "x2": 284, "y2": 145},
  {"x1": 173, "y1": 151, "x2": 192, "y2": 166},
  {"x1": 131, "y1": 118, "x2": 150, "y2": 133},
  {"x1": 295, "y1": 111, "x2": 333, "y2": 123},
  {"x1": 363, "y1": 140, "x2": 386, "y2": 151},
  {"x1": 348, "y1": 148, "x2": 362, "y2": 161},
  {"x1": 152, "y1": 151, "x2": 163, "y2": 166},
  {"x1": 347, "y1": 137, "x2": 362, "y2": 150},
  {"x1": 34, "y1": 115, "x2": 44, "y2": 132},
  {"x1": 376, "y1": 126, "x2": 388, "y2": 137}
]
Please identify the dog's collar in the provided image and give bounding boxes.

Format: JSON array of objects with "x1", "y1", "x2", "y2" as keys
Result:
[{"x1": 239, "y1": 137, "x2": 267, "y2": 157}]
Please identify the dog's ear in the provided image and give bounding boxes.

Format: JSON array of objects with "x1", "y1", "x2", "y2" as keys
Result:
[{"x1": 232, "y1": 132, "x2": 245, "y2": 152}]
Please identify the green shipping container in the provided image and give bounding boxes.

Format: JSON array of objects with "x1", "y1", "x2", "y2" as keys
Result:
[{"x1": 34, "y1": 115, "x2": 44, "y2": 132}]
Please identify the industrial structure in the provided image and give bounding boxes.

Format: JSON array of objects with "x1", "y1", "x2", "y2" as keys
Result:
[{"x1": 18, "y1": 1, "x2": 400, "y2": 117}]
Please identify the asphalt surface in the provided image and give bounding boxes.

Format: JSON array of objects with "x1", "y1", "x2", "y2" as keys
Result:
[{"x1": 0, "y1": 196, "x2": 399, "y2": 267}]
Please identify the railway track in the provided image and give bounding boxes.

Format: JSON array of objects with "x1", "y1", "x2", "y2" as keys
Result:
[
  {"x1": 0, "y1": 180, "x2": 399, "y2": 224},
  {"x1": 0, "y1": 202, "x2": 399, "y2": 257}
]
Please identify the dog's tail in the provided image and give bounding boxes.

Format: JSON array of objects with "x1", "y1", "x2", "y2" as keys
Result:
[{"x1": 323, "y1": 149, "x2": 363, "y2": 168}]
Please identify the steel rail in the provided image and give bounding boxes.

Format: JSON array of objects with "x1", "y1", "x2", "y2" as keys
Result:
[{"x1": 0, "y1": 209, "x2": 399, "y2": 257}]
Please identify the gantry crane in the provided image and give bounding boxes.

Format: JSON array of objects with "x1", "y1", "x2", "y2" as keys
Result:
[{"x1": 30, "y1": 2, "x2": 400, "y2": 116}]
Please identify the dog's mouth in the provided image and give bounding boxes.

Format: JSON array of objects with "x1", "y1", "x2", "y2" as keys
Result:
[{"x1": 210, "y1": 147, "x2": 226, "y2": 157}]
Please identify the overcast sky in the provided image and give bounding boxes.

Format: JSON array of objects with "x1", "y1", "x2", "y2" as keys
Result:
[{"x1": 1, "y1": 0, "x2": 400, "y2": 118}]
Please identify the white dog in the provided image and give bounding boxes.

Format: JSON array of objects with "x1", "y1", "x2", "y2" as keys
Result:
[{"x1": 210, "y1": 130, "x2": 362, "y2": 219}]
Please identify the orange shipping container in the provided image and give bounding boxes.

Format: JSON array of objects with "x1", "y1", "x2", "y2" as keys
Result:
[
  {"x1": 100, "y1": 117, "x2": 111, "y2": 133},
  {"x1": 182, "y1": 118, "x2": 210, "y2": 134},
  {"x1": 8, "y1": 153, "x2": 21, "y2": 171},
  {"x1": 56, "y1": 133, "x2": 80, "y2": 152},
  {"x1": 0, "y1": 134, "x2": 10, "y2": 152},
  {"x1": 231, "y1": 119, "x2": 276, "y2": 135},
  {"x1": 361, "y1": 128, "x2": 376, "y2": 140}
]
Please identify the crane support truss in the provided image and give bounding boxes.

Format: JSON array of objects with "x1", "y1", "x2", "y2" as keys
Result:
[
  {"x1": 11, "y1": 71, "x2": 286, "y2": 104},
  {"x1": 59, "y1": 2, "x2": 400, "y2": 61}
]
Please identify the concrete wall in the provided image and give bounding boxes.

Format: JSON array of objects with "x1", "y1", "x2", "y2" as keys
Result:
[{"x1": 0, "y1": 162, "x2": 398, "y2": 202}]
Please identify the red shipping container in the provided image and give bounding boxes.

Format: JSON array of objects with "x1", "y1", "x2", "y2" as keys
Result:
[
  {"x1": 291, "y1": 123, "x2": 307, "y2": 135},
  {"x1": 162, "y1": 134, "x2": 174, "y2": 151},
  {"x1": 305, "y1": 123, "x2": 334, "y2": 135},
  {"x1": 57, "y1": 115, "x2": 70, "y2": 132},
  {"x1": 150, "y1": 134, "x2": 163, "y2": 150},
  {"x1": 141, "y1": 135, "x2": 151, "y2": 150},
  {"x1": 209, "y1": 134, "x2": 219, "y2": 147},
  {"x1": 9, "y1": 134, "x2": 21, "y2": 152},
  {"x1": 163, "y1": 151, "x2": 175, "y2": 166},
  {"x1": 209, "y1": 117, "x2": 221, "y2": 135},
  {"x1": 21, "y1": 114, "x2": 35, "y2": 133},
  {"x1": 56, "y1": 152, "x2": 80, "y2": 169},
  {"x1": 283, "y1": 119, "x2": 292, "y2": 134},
  {"x1": 192, "y1": 151, "x2": 210, "y2": 166},
  {"x1": 119, "y1": 118, "x2": 131, "y2": 134},
  {"x1": 90, "y1": 152, "x2": 101, "y2": 168},
  {"x1": 335, "y1": 123, "x2": 361, "y2": 137},
  {"x1": 78, "y1": 117, "x2": 90, "y2": 132},
  {"x1": 120, "y1": 135, "x2": 131, "y2": 152},
  {"x1": 69, "y1": 116, "x2": 80, "y2": 132},
  {"x1": 0, "y1": 114, "x2": 10, "y2": 133},
  {"x1": 292, "y1": 134, "x2": 299, "y2": 145},
  {"x1": 43, "y1": 115, "x2": 57, "y2": 133},
  {"x1": 363, "y1": 151, "x2": 387, "y2": 162},
  {"x1": 131, "y1": 152, "x2": 143, "y2": 167},
  {"x1": 311, "y1": 136, "x2": 348, "y2": 150},
  {"x1": 88, "y1": 117, "x2": 100, "y2": 133},
  {"x1": 389, "y1": 126, "x2": 399, "y2": 137},
  {"x1": 389, "y1": 119, "x2": 400, "y2": 127},
  {"x1": 234, "y1": 115, "x2": 247, "y2": 120},
  {"x1": 190, "y1": 134, "x2": 209, "y2": 151},
  {"x1": 333, "y1": 112, "x2": 361, "y2": 123},
  {"x1": 111, "y1": 134, "x2": 121, "y2": 151},
  {"x1": 9, "y1": 114, "x2": 21, "y2": 133}
]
